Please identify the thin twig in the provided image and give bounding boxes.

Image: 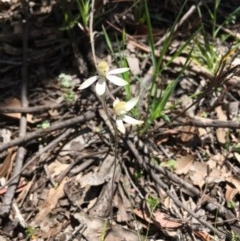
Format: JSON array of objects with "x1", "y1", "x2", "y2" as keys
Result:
[
  {"x1": 0, "y1": 103, "x2": 67, "y2": 113},
  {"x1": 121, "y1": 160, "x2": 144, "y2": 199},
  {"x1": 155, "y1": 2, "x2": 201, "y2": 46},
  {"x1": 12, "y1": 201, "x2": 27, "y2": 227},
  {"x1": 56, "y1": 151, "x2": 106, "y2": 183},
  {"x1": 89, "y1": 0, "x2": 97, "y2": 66},
  {"x1": 170, "y1": 117, "x2": 240, "y2": 129},
  {"x1": 150, "y1": 171, "x2": 225, "y2": 239},
  {"x1": 0, "y1": 0, "x2": 29, "y2": 217},
  {"x1": 149, "y1": 162, "x2": 199, "y2": 197},
  {"x1": 98, "y1": 99, "x2": 120, "y2": 220},
  {"x1": 0, "y1": 111, "x2": 95, "y2": 153},
  {"x1": 126, "y1": 138, "x2": 225, "y2": 239}
]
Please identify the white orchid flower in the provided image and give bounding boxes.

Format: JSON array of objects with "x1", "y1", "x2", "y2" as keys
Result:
[
  {"x1": 79, "y1": 61, "x2": 129, "y2": 96},
  {"x1": 113, "y1": 96, "x2": 144, "y2": 134}
]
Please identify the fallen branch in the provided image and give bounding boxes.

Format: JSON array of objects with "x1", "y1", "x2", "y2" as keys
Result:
[
  {"x1": 0, "y1": 103, "x2": 67, "y2": 113},
  {"x1": 0, "y1": 0, "x2": 29, "y2": 217},
  {"x1": 0, "y1": 111, "x2": 95, "y2": 153},
  {"x1": 126, "y1": 139, "x2": 225, "y2": 239},
  {"x1": 173, "y1": 117, "x2": 240, "y2": 129}
]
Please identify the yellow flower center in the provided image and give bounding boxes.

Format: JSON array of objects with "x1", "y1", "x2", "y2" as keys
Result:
[
  {"x1": 97, "y1": 61, "x2": 109, "y2": 77},
  {"x1": 113, "y1": 100, "x2": 127, "y2": 116}
]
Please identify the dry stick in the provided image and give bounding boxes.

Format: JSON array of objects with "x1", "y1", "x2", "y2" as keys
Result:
[
  {"x1": 0, "y1": 103, "x2": 67, "y2": 113},
  {"x1": 149, "y1": 162, "x2": 199, "y2": 197},
  {"x1": 104, "y1": 102, "x2": 119, "y2": 221},
  {"x1": 144, "y1": 144, "x2": 235, "y2": 220},
  {"x1": 138, "y1": 66, "x2": 154, "y2": 113},
  {"x1": 2, "y1": 129, "x2": 74, "y2": 189},
  {"x1": 89, "y1": 0, "x2": 97, "y2": 67},
  {"x1": 148, "y1": 145, "x2": 237, "y2": 228},
  {"x1": 0, "y1": 111, "x2": 95, "y2": 153},
  {"x1": 121, "y1": 161, "x2": 144, "y2": 199},
  {"x1": 172, "y1": 117, "x2": 240, "y2": 129},
  {"x1": 150, "y1": 172, "x2": 225, "y2": 239},
  {"x1": 56, "y1": 151, "x2": 105, "y2": 183},
  {"x1": 155, "y1": 2, "x2": 201, "y2": 47},
  {"x1": 221, "y1": 26, "x2": 240, "y2": 40},
  {"x1": 126, "y1": 139, "x2": 225, "y2": 239},
  {"x1": 0, "y1": 1, "x2": 29, "y2": 217},
  {"x1": 98, "y1": 106, "x2": 120, "y2": 220},
  {"x1": 171, "y1": 59, "x2": 240, "y2": 127}
]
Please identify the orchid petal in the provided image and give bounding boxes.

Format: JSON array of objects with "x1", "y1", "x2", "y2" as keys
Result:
[
  {"x1": 106, "y1": 75, "x2": 128, "y2": 86},
  {"x1": 79, "y1": 76, "x2": 98, "y2": 90},
  {"x1": 125, "y1": 96, "x2": 139, "y2": 111},
  {"x1": 107, "y1": 67, "x2": 129, "y2": 75},
  {"x1": 116, "y1": 119, "x2": 125, "y2": 134},
  {"x1": 123, "y1": 115, "x2": 144, "y2": 125},
  {"x1": 96, "y1": 78, "x2": 106, "y2": 95}
]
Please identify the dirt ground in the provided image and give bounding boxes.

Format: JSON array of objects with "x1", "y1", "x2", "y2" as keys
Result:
[{"x1": 0, "y1": 0, "x2": 240, "y2": 240}]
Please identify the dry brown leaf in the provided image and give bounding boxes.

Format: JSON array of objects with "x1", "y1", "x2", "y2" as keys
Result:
[
  {"x1": 175, "y1": 155, "x2": 194, "y2": 175},
  {"x1": 133, "y1": 208, "x2": 153, "y2": 224},
  {"x1": 152, "y1": 211, "x2": 182, "y2": 229},
  {"x1": 225, "y1": 184, "x2": 238, "y2": 202},
  {"x1": 155, "y1": 129, "x2": 178, "y2": 145},
  {"x1": 189, "y1": 162, "x2": 207, "y2": 188},
  {"x1": 134, "y1": 208, "x2": 181, "y2": 237},
  {"x1": 115, "y1": 195, "x2": 129, "y2": 223},
  {"x1": 76, "y1": 154, "x2": 114, "y2": 188},
  {"x1": 194, "y1": 231, "x2": 215, "y2": 241},
  {"x1": 133, "y1": 208, "x2": 182, "y2": 231},
  {"x1": 124, "y1": 19, "x2": 162, "y2": 40},
  {"x1": 48, "y1": 109, "x2": 59, "y2": 117},
  {"x1": 115, "y1": 185, "x2": 131, "y2": 223},
  {"x1": 0, "y1": 129, "x2": 13, "y2": 179},
  {"x1": 126, "y1": 54, "x2": 141, "y2": 75},
  {"x1": 38, "y1": 222, "x2": 63, "y2": 239},
  {"x1": 206, "y1": 158, "x2": 217, "y2": 169},
  {"x1": 0, "y1": 97, "x2": 36, "y2": 123},
  {"x1": 60, "y1": 135, "x2": 91, "y2": 156},
  {"x1": 207, "y1": 153, "x2": 225, "y2": 167},
  {"x1": 226, "y1": 176, "x2": 240, "y2": 192},
  {"x1": 34, "y1": 177, "x2": 68, "y2": 224},
  {"x1": 77, "y1": 171, "x2": 109, "y2": 188},
  {"x1": 215, "y1": 106, "x2": 228, "y2": 144},
  {"x1": 73, "y1": 212, "x2": 141, "y2": 241},
  {"x1": 207, "y1": 168, "x2": 227, "y2": 183},
  {"x1": 180, "y1": 126, "x2": 196, "y2": 142},
  {"x1": 0, "y1": 147, "x2": 16, "y2": 179},
  {"x1": 48, "y1": 160, "x2": 69, "y2": 178}
]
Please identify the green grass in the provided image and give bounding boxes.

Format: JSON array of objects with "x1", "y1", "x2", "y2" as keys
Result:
[
  {"x1": 191, "y1": 0, "x2": 240, "y2": 73},
  {"x1": 140, "y1": 0, "x2": 192, "y2": 131},
  {"x1": 76, "y1": 0, "x2": 91, "y2": 28},
  {"x1": 60, "y1": 0, "x2": 90, "y2": 30},
  {"x1": 146, "y1": 195, "x2": 160, "y2": 212},
  {"x1": 191, "y1": 31, "x2": 222, "y2": 73}
]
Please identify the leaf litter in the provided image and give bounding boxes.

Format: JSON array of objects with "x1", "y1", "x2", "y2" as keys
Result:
[{"x1": 0, "y1": 1, "x2": 240, "y2": 241}]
